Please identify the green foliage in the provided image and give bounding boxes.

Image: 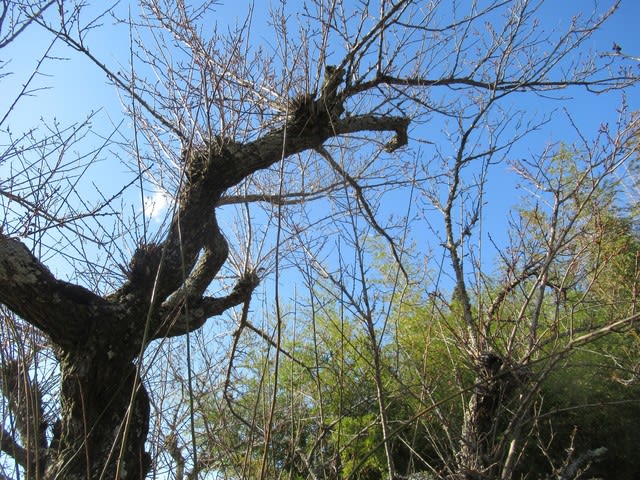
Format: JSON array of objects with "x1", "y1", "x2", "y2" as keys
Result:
[
  {"x1": 200, "y1": 147, "x2": 640, "y2": 478},
  {"x1": 525, "y1": 345, "x2": 640, "y2": 479}
]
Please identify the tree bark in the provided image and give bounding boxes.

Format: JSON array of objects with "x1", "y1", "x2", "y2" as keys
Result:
[
  {"x1": 458, "y1": 353, "x2": 504, "y2": 479},
  {"x1": 0, "y1": 232, "x2": 249, "y2": 479},
  {"x1": 458, "y1": 352, "x2": 530, "y2": 480},
  {"x1": 46, "y1": 352, "x2": 150, "y2": 480}
]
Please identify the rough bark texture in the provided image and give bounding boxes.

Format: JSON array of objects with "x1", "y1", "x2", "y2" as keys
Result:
[
  {"x1": 458, "y1": 352, "x2": 528, "y2": 480},
  {"x1": 0, "y1": 82, "x2": 409, "y2": 478},
  {"x1": 47, "y1": 354, "x2": 150, "y2": 480}
]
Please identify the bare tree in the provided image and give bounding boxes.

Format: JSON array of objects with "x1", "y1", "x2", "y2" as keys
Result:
[
  {"x1": 0, "y1": 0, "x2": 638, "y2": 479},
  {"x1": 438, "y1": 113, "x2": 640, "y2": 479}
]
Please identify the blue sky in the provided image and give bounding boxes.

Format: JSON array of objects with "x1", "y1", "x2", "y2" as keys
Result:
[
  {"x1": 5, "y1": 1, "x2": 637, "y2": 136},
  {"x1": 1, "y1": 4, "x2": 638, "y2": 477}
]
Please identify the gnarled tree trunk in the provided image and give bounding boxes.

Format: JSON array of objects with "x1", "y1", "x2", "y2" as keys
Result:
[{"x1": 46, "y1": 349, "x2": 150, "y2": 479}]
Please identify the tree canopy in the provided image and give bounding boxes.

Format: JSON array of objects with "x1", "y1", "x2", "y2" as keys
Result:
[{"x1": 0, "y1": 1, "x2": 639, "y2": 479}]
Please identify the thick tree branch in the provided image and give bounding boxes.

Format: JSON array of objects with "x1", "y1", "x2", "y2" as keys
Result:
[
  {"x1": 167, "y1": 243, "x2": 229, "y2": 306},
  {"x1": 129, "y1": 112, "x2": 409, "y2": 311},
  {"x1": 0, "y1": 235, "x2": 113, "y2": 348},
  {"x1": 0, "y1": 428, "x2": 29, "y2": 471},
  {"x1": 153, "y1": 271, "x2": 260, "y2": 339},
  {"x1": 217, "y1": 113, "x2": 410, "y2": 192},
  {"x1": 139, "y1": 110, "x2": 409, "y2": 323}
]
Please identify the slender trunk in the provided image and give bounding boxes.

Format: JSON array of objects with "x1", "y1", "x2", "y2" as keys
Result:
[
  {"x1": 458, "y1": 353, "x2": 531, "y2": 480},
  {"x1": 458, "y1": 352, "x2": 503, "y2": 479}
]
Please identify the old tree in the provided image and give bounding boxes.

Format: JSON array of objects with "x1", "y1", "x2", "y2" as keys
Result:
[{"x1": 1, "y1": 0, "x2": 639, "y2": 479}]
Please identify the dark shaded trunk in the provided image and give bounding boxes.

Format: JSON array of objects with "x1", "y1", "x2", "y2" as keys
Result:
[
  {"x1": 458, "y1": 352, "x2": 510, "y2": 479},
  {"x1": 457, "y1": 352, "x2": 532, "y2": 480},
  {"x1": 46, "y1": 351, "x2": 150, "y2": 480}
]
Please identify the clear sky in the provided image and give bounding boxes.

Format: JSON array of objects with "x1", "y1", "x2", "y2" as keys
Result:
[
  {"x1": 1, "y1": 4, "x2": 638, "y2": 478},
  {"x1": 5, "y1": 1, "x2": 638, "y2": 140}
]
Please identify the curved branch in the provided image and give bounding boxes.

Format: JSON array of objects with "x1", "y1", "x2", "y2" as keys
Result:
[
  {"x1": 0, "y1": 428, "x2": 29, "y2": 471},
  {"x1": 153, "y1": 271, "x2": 260, "y2": 339},
  {"x1": 0, "y1": 235, "x2": 112, "y2": 348},
  {"x1": 218, "y1": 113, "x2": 410, "y2": 191}
]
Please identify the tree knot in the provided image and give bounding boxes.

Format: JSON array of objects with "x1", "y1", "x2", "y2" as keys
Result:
[{"x1": 232, "y1": 270, "x2": 261, "y2": 298}]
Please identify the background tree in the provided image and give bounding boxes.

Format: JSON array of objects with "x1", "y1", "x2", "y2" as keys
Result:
[{"x1": 0, "y1": 1, "x2": 638, "y2": 479}]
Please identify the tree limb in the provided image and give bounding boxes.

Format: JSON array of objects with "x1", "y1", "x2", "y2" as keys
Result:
[
  {"x1": 215, "y1": 114, "x2": 410, "y2": 192},
  {"x1": 0, "y1": 235, "x2": 112, "y2": 347},
  {"x1": 153, "y1": 271, "x2": 260, "y2": 339},
  {"x1": 0, "y1": 428, "x2": 29, "y2": 471}
]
